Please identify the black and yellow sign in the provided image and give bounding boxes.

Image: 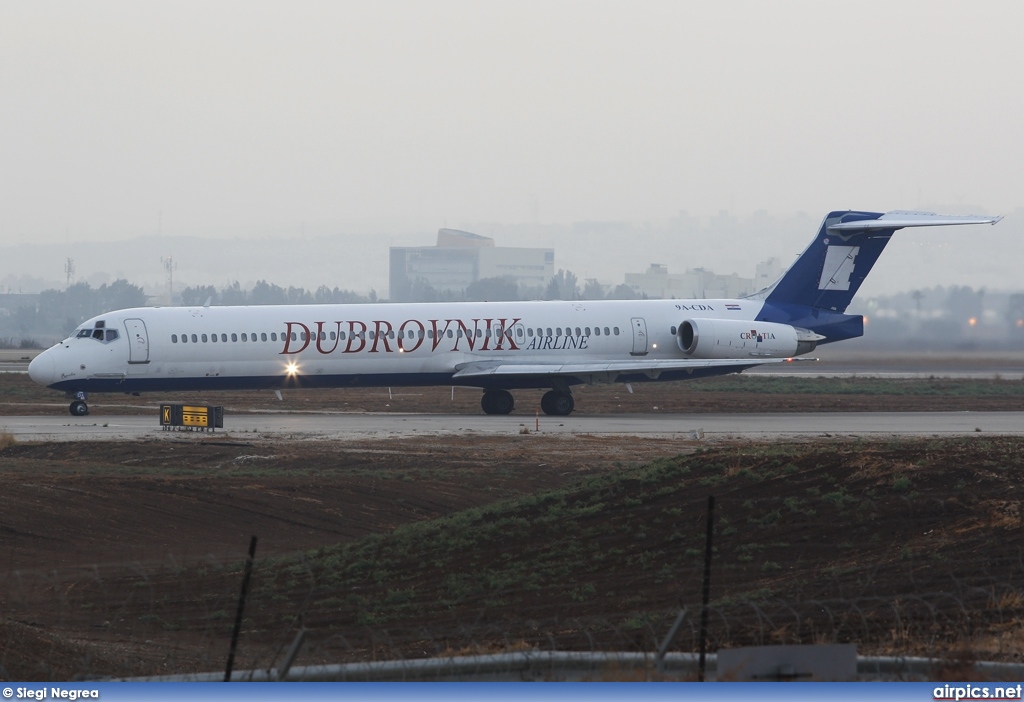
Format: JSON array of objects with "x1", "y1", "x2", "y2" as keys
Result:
[{"x1": 160, "y1": 404, "x2": 224, "y2": 431}]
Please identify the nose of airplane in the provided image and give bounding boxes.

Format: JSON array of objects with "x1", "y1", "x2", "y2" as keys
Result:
[{"x1": 28, "y1": 351, "x2": 55, "y2": 387}]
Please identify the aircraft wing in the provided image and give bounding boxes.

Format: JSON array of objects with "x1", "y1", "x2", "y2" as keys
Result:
[{"x1": 452, "y1": 356, "x2": 810, "y2": 382}]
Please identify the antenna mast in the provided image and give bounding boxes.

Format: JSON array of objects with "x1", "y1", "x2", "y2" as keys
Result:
[
  {"x1": 161, "y1": 255, "x2": 177, "y2": 305},
  {"x1": 64, "y1": 257, "x2": 75, "y2": 289}
]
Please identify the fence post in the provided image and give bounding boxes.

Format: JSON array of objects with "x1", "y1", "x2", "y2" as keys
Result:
[
  {"x1": 225, "y1": 535, "x2": 258, "y2": 681},
  {"x1": 698, "y1": 495, "x2": 715, "y2": 682}
]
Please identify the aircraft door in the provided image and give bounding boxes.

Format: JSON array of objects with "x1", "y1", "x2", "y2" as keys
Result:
[
  {"x1": 630, "y1": 317, "x2": 648, "y2": 356},
  {"x1": 125, "y1": 318, "x2": 150, "y2": 364}
]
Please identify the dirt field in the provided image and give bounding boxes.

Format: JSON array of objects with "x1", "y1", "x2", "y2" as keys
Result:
[
  {"x1": 3, "y1": 371, "x2": 1024, "y2": 680},
  {"x1": 2, "y1": 430, "x2": 1024, "y2": 680}
]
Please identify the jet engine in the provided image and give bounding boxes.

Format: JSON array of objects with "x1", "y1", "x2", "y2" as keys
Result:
[{"x1": 676, "y1": 318, "x2": 820, "y2": 358}]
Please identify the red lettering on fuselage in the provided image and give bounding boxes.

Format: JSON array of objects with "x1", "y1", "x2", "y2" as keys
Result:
[
  {"x1": 398, "y1": 320, "x2": 425, "y2": 352},
  {"x1": 496, "y1": 317, "x2": 521, "y2": 350},
  {"x1": 315, "y1": 322, "x2": 342, "y2": 354},
  {"x1": 429, "y1": 319, "x2": 453, "y2": 351},
  {"x1": 370, "y1": 320, "x2": 394, "y2": 352},
  {"x1": 455, "y1": 320, "x2": 478, "y2": 351},
  {"x1": 280, "y1": 316, "x2": 527, "y2": 356},
  {"x1": 282, "y1": 322, "x2": 311, "y2": 354},
  {"x1": 345, "y1": 321, "x2": 367, "y2": 353}
]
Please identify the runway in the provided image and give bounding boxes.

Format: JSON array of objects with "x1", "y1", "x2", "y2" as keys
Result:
[{"x1": 3, "y1": 410, "x2": 1022, "y2": 442}]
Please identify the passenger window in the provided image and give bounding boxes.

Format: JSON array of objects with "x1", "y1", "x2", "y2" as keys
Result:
[
  {"x1": 202, "y1": 334, "x2": 208, "y2": 343},
  {"x1": 172, "y1": 334, "x2": 178, "y2": 343},
  {"x1": 575, "y1": 327, "x2": 581, "y2": 336},
  {"x1": 517, "y1": 328, "x2": 524, "y2": 338},
  {"x1": 555, "y1": 328, "x2": 561, "y2": 337},
  {"x1": 388, "y1": 331, "x2": 395, "y2": 339},
  {"x1": 671, "y1": 326, "x2": 677, "y2": 335},
  {"x1": 242, "y1": 333, "x2": 248, "y2": 342},
  {"x1": 614, "y1": 327, "x2": 620, "y2": 335},
  {"x1": 456, "y1": 330, "x2": 463, "y2": 338},
  {"x1": 447, "y1": 329, "x2": 453, "y2": 338},
  {"x1": 191, "y1": 334, "x2": 198, "y2": 343},
  {"x1": 340, "y1": 331, "x2": 346, "y2": 340},
  {"x1": 211, "y1": 334, "x2": 218, "y2": 343},
  {"x1": 476, "y1": 329, "x2": 482, "y2": 338},
  {"x1": 427, "y1": 330, "x2": 434, "y2": 339},
  {"x1": 263, "y1": 333, "x2": 269, "y2": 342},
  {"x1": 595, "y1": 328, "x2": 601, "y2": 336},
  {"x1": 271, "y1": 333, "x2": 276, "y2": 342},
  {"x1": 231, "y1": 333, "x2": 238, "y2": 342},
  {"x1": 585, "y1": 327, "x2": 591, "y2": 336},
  {"x1": 527, "y1": 328, "x2": 533, "y2": 337},
  {"x1": 546, "y1": 328, "x2": 552, "y2": 336},
  {"x1": 330, "y1": 332, "x2": 336, "y2": 340},
  {"x1": 291, "y1": 332, "x2": 297, "y2": 341},
  {"x1": 221, "y1": 334, "x2": 227, "y2": 342},
  {"x1": 604, "y1": 327, "x2": 610, "y2": 335}
]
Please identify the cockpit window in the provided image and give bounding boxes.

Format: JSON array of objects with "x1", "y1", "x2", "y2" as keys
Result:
[{"x1": 75, "y1": 326, "x2": 120, "y2": 344}]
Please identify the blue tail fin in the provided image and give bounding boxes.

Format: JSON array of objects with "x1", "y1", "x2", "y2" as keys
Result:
[
  {"x1": 761, "y1": 210, "x2": 1003, "y2": 313},
  {"x1": 756, "y1": 210, "x2": 1002, "y2": 341},
  {"x1": 763, "y1": 210, "x2": 887, "y2": 313}
]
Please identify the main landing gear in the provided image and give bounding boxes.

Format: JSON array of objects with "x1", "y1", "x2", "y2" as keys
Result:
[
  {"x1": 479, "y1": 389, "x2": 575, "y2": 416},
  {"x1": 481, "y1": 389, "x2": 515, "y2": 415},
  {"x1": 69, "y1": 392, "x2": 89, "y2": 417},
  {"x1": 540, "y1": 390, "x2": 574, "y2": 416}
]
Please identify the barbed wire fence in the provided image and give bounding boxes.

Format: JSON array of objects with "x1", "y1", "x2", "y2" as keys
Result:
[{"x1": 3, "y1": 541, "x2": 1024, "y2": 682}]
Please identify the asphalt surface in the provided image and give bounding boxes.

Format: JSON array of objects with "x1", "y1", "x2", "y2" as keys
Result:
[{"x1": 2, "y1": 410, "x2": 1021, "y2": 442}]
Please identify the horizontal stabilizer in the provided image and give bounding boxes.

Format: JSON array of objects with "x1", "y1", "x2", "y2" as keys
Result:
[{"x1": 829, "y1": 211, "x2": 1002, "y2": 232}]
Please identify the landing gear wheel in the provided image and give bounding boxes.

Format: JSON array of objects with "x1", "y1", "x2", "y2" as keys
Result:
[
  {"x1": 540, "y1": 390, "x2": 574, "y2": 416},
  {"x1": 69, "y1": 400, "x2": 89, "y2": 417},
  {"x1": 481, "y1": 390, "x2": 515, "y2": 415}
]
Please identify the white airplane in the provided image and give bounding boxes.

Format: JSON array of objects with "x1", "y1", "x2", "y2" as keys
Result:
[{"x1": 28, "y1": 210, "x2": 1001, "y2": 417}]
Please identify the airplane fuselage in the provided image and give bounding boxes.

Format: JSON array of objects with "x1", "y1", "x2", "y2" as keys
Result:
[{"x1": 30, "y1": 297, "x2": 802, "y2": 396}]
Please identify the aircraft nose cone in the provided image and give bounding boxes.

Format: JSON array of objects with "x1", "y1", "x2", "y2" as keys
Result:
[{"x1": 28, "y1": 352, "x2": 55, "y2": 387}]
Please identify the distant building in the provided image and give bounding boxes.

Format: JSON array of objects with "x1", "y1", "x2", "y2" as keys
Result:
[
  {"x1": 623, "y1": 259, "x2": 782, "y2": 300},
  {"x1": 623, "y1": 264, "x2": 749, "y2": 299},
  {"x1": 389, "y1": 229, "x2": 554, "y2": 300},
  {"x1": 754, "y1": 257, "x2": 785, "y2": 293}
]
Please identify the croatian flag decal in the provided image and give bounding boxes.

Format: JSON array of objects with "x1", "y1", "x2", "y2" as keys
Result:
[{"x1": 725, "y1": 303, "x2": 741, "y2": 311}]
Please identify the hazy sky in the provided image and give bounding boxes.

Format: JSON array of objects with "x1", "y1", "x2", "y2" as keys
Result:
[{"x1": 2, "y1": 1, "x2": 1021, "y2": 252}]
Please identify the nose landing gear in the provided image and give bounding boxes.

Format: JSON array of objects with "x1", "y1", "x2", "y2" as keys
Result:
[{"x1": 69, "y1": 392, "x2": 89, "y2": 416}]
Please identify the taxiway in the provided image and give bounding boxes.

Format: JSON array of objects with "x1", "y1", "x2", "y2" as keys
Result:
[{"x1": 2, "y1": 410, "x2": 1022, "y2": 442}]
